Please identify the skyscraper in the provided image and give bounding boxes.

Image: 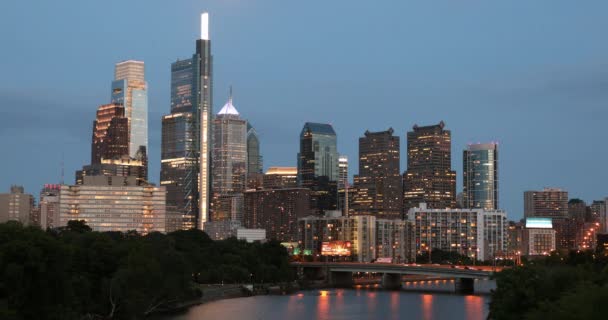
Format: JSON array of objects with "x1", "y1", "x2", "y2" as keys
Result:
[
  {"x1": 211, "y1": 92, "x2": 247, "y2": 222},
  {"x1": 403, "y1": 121, "x2": 456, "y2": 211},
  {"x1": 160, "y1": 13, "x2": 213, "y2": 230},
  {"x1": 297, "y1": 122, "x2": 339, "y2": 214},
  {"x1": 197, "y1": 12, "x2": 213, "y2": 229},
  {"x1": 91, "y1": 103, "x2": 129, "y2": 164},
  {"x1": 247, "y1": 123, "x2": 263, "y2": 174},
  {"x1": 352, "y1": 129, "x2": 402, "y2": 217},
  {"x1": 338, "y1": 155, "x2": 348, "y2": 191},
  {"x1": 110, "y1": 60, "x2": 148, "y2": 175},
  {"x1": 463, "y1": 143, "x2": 499, "y2": 210}
]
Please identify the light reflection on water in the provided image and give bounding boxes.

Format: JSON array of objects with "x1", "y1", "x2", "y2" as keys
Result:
[{"x1": 167, "y1": 282, "x2": 491, "y2": 320}]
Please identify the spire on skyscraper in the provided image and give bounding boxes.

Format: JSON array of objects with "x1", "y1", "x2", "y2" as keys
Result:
[
  {"x1": 217, "y1": 86, "x2": 239, "y2": 116},
  {"x1": 201, "y1": 12, "x2": 209, "y2": 40}
]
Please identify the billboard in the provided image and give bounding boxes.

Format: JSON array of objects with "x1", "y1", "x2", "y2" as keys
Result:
[
  {"x1": 526, "y1": 218, "x2": 553, "y2": 229},
  {"x1": 321, "y1": 241, "x2": 352, "y2": 256}
]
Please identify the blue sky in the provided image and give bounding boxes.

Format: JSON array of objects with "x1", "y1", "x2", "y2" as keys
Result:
[{"x1": 1, "y1": 1, "x2": 607, "y2": 219}]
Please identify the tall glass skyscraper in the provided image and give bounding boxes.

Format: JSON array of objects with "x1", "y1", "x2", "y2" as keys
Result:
[
  {"x1": 297, "y1": 122, "x2": 339, "y2": 214},
  {"x1": 160, "y1": 13, "x2": 213, "y2": 231},
  {"x1": 463, "y1": 143, "x2": 498, "y2": 210},
  {"x1": 247, "y1": 123, "x2": 263, "y2": 174},
  {"x1": 211, "y1": 93, "x2": 247, "y2": 222},
  {"x1": 297, "y1": 122, "x2": 339, "y2": 186},
  {"x1": 111, "y1": 60, "x2": 148, "y2": 166}
]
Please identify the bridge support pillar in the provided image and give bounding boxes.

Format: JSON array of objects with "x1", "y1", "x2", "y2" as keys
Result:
[
  {"x1": 381, "y1": 273, "x2": 402, "y2": 290},
  {"x1": 455, "y1": 278, "x2": 475, "y2": 294},
  {"x1": 329, "y1": 271, "x2": 354, "y2": 288}
]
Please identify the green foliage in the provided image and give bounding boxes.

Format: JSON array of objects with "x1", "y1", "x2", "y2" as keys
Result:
[
  {"x1": 488, "y1": 251, "x2": 608, "y2": 320},
  {"x1": 0, "y1": 221, "x2": 292, "y2": 319}
]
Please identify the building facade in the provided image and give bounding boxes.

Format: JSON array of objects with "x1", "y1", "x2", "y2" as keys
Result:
[
  {"x1": 160, "y1": 13, "x2": 214, "y2": 230},
  {"x1": 0, "y1": 186, "x2": 34, "y2": 225},
  {"x1": 352, "y1": 129, "x2": 402, "y2": 218},
  {"x1": 297, "y1": 214, "x2": 415, "y2": 263},
  {"x1": 110, "y1": 60, "x2": 148, "y2": 166},
  {"x1": 297, "y1": 122, "x2": 339, "y2": 214},
  {"x1": 211, "y1": 94, "x2": 247, "y2": 222},
  {"x1": 243, "y1": 188, "x2": 310, "y2": 242},
  {"x1": 407, "y1": 203, "x2": 507, "y2": 261},
  {"x1": 524, "y1": 188, "x2": 568, "y2": 218},
  {"x1": 40, "y1": 184, "x2": 61, "y2": 229},
  {"x1": 58, "y1": 179, "x2": 166, "y2": 234},
  {"x1": 463, "y1": 143, "x2": 498, "y2": 210},
  {"x1": 403, "y1": 121, "x2": 456, "y2": 212},
  {"x1": 263, "y1": 167, "x2": 298, "y2": 189},
  {"x1": 247, "y1": 123, "x2": 263, "y2": 175}
]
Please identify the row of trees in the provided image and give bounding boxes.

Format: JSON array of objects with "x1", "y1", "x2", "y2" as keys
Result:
[
  {"x1": 489, "y1": 250, "x2": 608, "y2": 320},
  {"x1": 0, "y1": 221, "x2": 292, "y2": 319}
]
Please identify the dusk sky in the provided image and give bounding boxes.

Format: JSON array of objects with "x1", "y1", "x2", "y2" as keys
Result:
[{"x1": 1, "y1": 1, "x2": 607, "y2": 219}]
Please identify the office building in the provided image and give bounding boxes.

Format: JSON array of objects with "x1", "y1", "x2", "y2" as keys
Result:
[
  {"x1": 247, "y1": 123, "x2": 263, "y2": 175},
  {"x1": 0, "y1": 186, "x2": 34, "y2": 225},
  {"x1": 407, "y1": 203, "x2": 507, "y2": 261},
  {"x1": 110, "y1": 60, "x2": 148, "y2": 168},
  {"x1": 160, "y1": 13, "x2": 214, "y2": 230},
  {"x1": 403, "y1": 121, "x2": 456, "y2": 211},
  {"x1": 463, "y1": 143, "x2": 498, "y2": 210},
  {"x1": 352, "y1": 129, "x2": 402, "y2": 218},
  {"x1": 211, "y1": 92, "x2": 247, "y2": 222},
  {"x1": 263, "y1": 167, "x2": 298, "y2": 189},
  {"x1": 244, "y1": 188, "x2": 310, "y2": 241},
  {"x1": 58, "y1": 177, "x2": 166, "y2": 234},
  {"x1": 297, "y1": 122, "x2": 339, "y2": 214},
  {"x1": 91, "y1": 103, "x2": 129, "y2": 164}
]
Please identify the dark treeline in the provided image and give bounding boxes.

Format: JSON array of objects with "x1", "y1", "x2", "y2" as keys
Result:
[
  {"x1": 0, "y1": 221, "x2": 292, "y2": 319},
  {"x1": 489, "y1": 251, "x2": 608, "y2": 320}
]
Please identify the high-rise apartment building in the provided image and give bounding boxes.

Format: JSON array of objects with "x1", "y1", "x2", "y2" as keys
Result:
[
  {"x1": 403, "y1": 121, "x2": 456, "y2": 211},
  {"x1": 463, "y1": 143, "x2": 498, "y2": 210},
  {"x1": 298, "y1": 214, "x2": 415, "y2": 263},
  {"x1": 524, "y1": 188, "x2": 568, "y2": 218},
  {"x1": 407, "y1": 203, "x2": 507, "y2": 261},
  {"x1": 244, "y1": 188, "x2": 310, "y2": 241},
  {"x1": 297, "y1": 122, "x2": 339, "y2": 214},
  {"x1": 352, "y1": 129, "x2": 402, "y2": 218},
  {"x1": 0, "y1": 186, "x2": 34, "y2": 225},
  {"x1": 160, "y1": 13, "x2": 213, "y2": 230},
  {"x1": 338, "y1": 155, "x2": 348, "y2": 190},
  {"x1": 211, "y1": 93, "x2": 247, "y2": 222},
  {"x1": 111, "y1": 60, "x2": 148, "y2": 167}
]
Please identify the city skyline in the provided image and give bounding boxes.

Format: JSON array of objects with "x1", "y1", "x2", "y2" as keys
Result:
[{"x1": 2, "y1": 1, "x2": 608, "y2": 220}]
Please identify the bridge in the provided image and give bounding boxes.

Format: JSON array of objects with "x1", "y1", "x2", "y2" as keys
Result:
[{"x1": 291, "y1": 262, "x2": 497, "y2": 294}]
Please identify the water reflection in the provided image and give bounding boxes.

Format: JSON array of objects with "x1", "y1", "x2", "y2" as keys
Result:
[
  {"x1": 464, "y1": 295, "x2": 485, "y2": 320},
  {"x1": 166, "y1": 288, "x2": 489, "y2": 320},
  {"x1": 316, "y1": 290, "x2": 330, "y2": 320},
  {"x1": 422, "y1": 294, "x2": 434, "y2": 320}
]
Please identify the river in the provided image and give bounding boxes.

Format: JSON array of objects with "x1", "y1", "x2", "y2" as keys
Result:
[{"x1": 166, "y1": 279, "x2": 493, "y2": 320}]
